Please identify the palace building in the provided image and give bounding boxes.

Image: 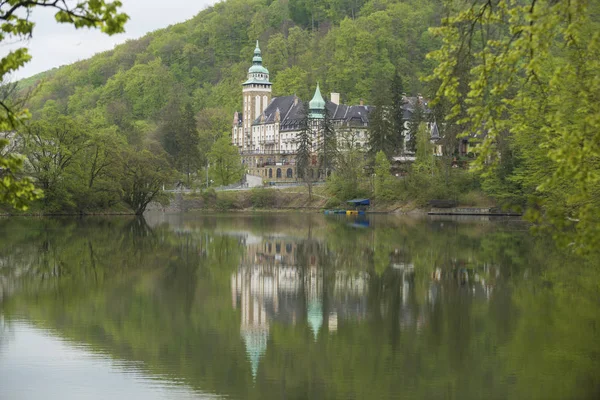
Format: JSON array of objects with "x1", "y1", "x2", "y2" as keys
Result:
[{"x1": 232, "y1": 41, "x2": 437, "y2": 183}]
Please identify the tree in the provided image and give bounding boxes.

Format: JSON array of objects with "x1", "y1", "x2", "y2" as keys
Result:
[
  {"x1": 208, "y1": 136, "x2": 243, "y2": 186},
  {"x1": 295, "y1": 102, "x2": 313, "y2": 200},
  {"x1": 326, "y1": 128, "x2": 369, "y2": 201},
  {"x1": 0, "y1": 0, "x2": 127, "y2": 210},
  {"x1": 21, "y1": 110, "x2": 90, "y2": 209},
  {"x1": 177, "y1": 103, "x2": 201, "y2": 186},
  {"x1": 367, "y1": 81, "x2": 394, "y2": 161},
  {"x1": 0, "y1": 140, "x2": 42, "y2": 210},
  {"x1": 428, "y1": 0, "x2": 600, "y2": 253},
  {"x1": 406, "y1": 99, "x2": 424, "y2": 154},
  {"x1": 197, "y1": 108, "x2": 231, "y2": 186},
  {"x1": 390, "y1": 71, "x2": 406, "y2": 154},
  {"x1": 319, "y1": 104, "x2": 337, "y2": 179},
  {"x1": 374, "y1": 150, "x2": 396, "y2": 202},
  {"x1": 120, "y1": 147, "x2": 173, "y2": 215},
  {"x1": 158, "y1": 96, "x2": 183, "y2": 159},
  {"x1": 415, "y1": 123, "x2": 434, "y2": 172}
]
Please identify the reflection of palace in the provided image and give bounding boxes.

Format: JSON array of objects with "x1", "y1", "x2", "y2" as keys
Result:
[
  {"x1": 230, "y1": 233, "x2": 502, "y2": 379},
  {"x1": 231, "y1": 236, "x2": 371, "y2": 378}
]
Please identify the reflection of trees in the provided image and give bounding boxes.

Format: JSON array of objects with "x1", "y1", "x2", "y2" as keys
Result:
[{"x1": 0, "y1": 215, "x2": 597, "y2": 400}]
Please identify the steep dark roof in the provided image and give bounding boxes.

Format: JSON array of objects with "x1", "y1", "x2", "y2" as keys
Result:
[{"x1": 249, "y1": 96, "x2": 429, "y2": 130}]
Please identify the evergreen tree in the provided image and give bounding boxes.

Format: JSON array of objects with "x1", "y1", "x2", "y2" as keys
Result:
[
  {"x1": 320, "y1": 104, "x2": 337, "y2": 179},
  {"x1": 367, "y1": 81, "x2": 394, "y2": 161},
  {"x1": 177, "y1": 103, "x2": 201, "y2": 186},
  {"x1": 407, "y1": 100, "x2": 425, "y2": 153},
  {"x1": 390, "y1": 71, "x2": 406, "y2": 154},
  {"x1": 158, "y1": 97, "x2": 183, "y2": 160},
  {"x1": 295, "y1": 102, "x2": 313, "y2": 200}
]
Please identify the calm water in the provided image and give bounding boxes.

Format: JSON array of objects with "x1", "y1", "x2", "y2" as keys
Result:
[{"x1": 0, "y1": 213, "x2": 598, "y2": 400}]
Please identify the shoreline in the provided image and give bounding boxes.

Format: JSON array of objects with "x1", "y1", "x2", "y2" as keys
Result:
[{"x1": 0, "y1": 207, "x2": 521, "y2": 217}]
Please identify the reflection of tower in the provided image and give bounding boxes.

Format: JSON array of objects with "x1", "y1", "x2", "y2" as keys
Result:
[
  {"x1": 305, "y1": 266, "x2": 323, "y2": 341},
  {"x1": 231, "y1": 244, "x2": 301, "y2": 379}
]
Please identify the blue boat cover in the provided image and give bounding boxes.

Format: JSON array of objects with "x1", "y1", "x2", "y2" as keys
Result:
[{"x1": 347, "y1": 199, "x2": 370, "y2": 206}]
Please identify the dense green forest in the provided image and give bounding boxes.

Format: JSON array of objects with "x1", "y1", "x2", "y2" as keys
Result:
[{"x1": 24, "y1": 0, "x2": 441, "y2": 115}]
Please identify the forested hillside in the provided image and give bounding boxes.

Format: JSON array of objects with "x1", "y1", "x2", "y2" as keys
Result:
[
  {"x1": 4, "y1": 0, "x2": 442, "y2": 214},
  {"x1": 24, "y1": 0, "x2": 441, "y2": 121}
]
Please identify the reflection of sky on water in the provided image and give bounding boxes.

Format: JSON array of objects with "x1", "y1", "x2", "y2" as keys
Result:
[{"x1": 0, "y1": 320, "x2": 220, "y2": 400}]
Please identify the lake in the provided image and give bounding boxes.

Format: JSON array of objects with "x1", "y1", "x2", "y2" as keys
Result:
[{"x1": 0, "y1": 213, "x2": 598, "y2": 399}]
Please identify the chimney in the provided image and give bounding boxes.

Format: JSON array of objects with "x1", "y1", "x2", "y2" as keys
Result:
[
  {"x1": 233, "y1": 111, "x2": 239, "y2": 125},
  {"x1": 360, "y1": 99, "x2": 364, "y2": 106},
  {"x1": 330, "y1": 93, "x2": 340, "y2": 105},
  {"x1": 294, "y1": 95, "x2": 298, "y2": 106}
]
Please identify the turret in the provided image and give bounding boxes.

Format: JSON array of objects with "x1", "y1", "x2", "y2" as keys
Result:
[{"x1": 309, "y1": 83, "x2": 326, "y2": 119}]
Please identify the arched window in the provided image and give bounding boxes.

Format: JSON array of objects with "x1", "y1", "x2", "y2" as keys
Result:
[
  {"x1": 287, "y1": 168, "x2": 293, "y2": 178},
  {"x1": 276, "y1": 168, "x2": 282, "y2": 178},
  {"x1": 269, "y1": 169, "x2": 273, "y2": 178}
]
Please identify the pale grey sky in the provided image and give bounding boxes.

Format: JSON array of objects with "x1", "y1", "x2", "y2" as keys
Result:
[{"x1": 2, "y1": 0, "x2": 219, "y2": 81}]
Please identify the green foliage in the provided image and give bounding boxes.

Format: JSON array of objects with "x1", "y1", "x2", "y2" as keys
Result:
[
  {"x1": 120, "y1": 147, "x2": 174, "y2": 215},
  {"x1": 367, "y1": 80, "x2": 395, "y2": 160},
  {"x1": 374, "y1": 150, "x2": 397, "y2": 201},
  {"x1": 208, "y1": 136, "x2": 243, "y2": 186},
  {"x1": 429, "y1": 0, "x2": 600, "y2": 253},
  {"x1": 327, "y1": 146, "x2": 369, "y2": 201},
  {"x1": 319, "y1": 105, "x2": 337, "y2": 177},
  {"x1": 21, "y1": 0, "x2": 441, "y2": 121},
  {"x1": 0, "y1": 0, "x2": 127, "y2": 210},
  {"x1": 407, "y1": 100, "x2": 425, "y2": 153},
  {"x1": 249, "y1": 187, "x2": 276, "y2": 208},
  {"x1": 0, "y1": 140, "x2": 43, "y2": 210},
  {"x1": 415, "y1": 122, "x2": 433, "y2": 170},
  {"x1": 295, "y1": 102, "x2": 311, "y2": 180}
]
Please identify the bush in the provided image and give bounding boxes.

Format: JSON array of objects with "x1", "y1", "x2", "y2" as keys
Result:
[
  {"x1": 402, "y1": 165, "x2": 480, "y2": 207},
  {"x1": 249, "y1": 188, "x2": 276, "y2": 208},
  {"x1": 200, "y1": 188, "x2": 217, "y2": 208}
]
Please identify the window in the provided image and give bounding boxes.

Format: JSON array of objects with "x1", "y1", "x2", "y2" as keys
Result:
[
  {"x1": 287, "y1": 168, "x2": 293, "y2": 178},
  {"x1": 269, "y1": 168, "x2": 273, "y2": 178},
  {"x1": 276, "y1": 168, "x2": 282, "y2": 178}
]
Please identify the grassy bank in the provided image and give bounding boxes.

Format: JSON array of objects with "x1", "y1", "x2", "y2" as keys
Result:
[{"x1": 182, "y1": 185, "x2": 495, "y2": 213}]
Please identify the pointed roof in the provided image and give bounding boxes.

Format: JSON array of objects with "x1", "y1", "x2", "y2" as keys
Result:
[
  {"x1": 252, "y1": 40, "x2": 262, "y2": 63},
  {"x1": 309, "y1": 83, "x2": 326, "y2": 110},
  {"x1": 243, "y1": 328, "x2": 268, "y2": 380},
  {"x1": 245, "y1": 40, "x2": 270, "y2": 83},
  {"x1": 307, "y1": 299, "x2": 323, "y2": 341}
]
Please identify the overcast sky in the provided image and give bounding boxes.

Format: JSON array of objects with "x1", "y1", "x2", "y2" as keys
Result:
[{"x1": 2, "y1": 0, "x2": 219, "y2": 81}]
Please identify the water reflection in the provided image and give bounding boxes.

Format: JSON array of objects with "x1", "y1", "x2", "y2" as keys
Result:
[
  {"x1": 225, "y1": 219, "x2": 510, "y2": 380},
  {"x1": 0, "y1": 214, "x2": 597, "y2": 400}
]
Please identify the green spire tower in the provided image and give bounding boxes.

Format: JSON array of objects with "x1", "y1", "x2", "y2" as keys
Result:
[
  {"x1": 309, "y1": 83, "x2": 326, "y2": 119},
  {"x1": 241, "y1": 40, "x2": 272, "y2": 151}
]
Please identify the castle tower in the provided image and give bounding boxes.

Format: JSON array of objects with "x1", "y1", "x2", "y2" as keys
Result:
[{"x1": 242, "y1": 41, "x2": 272, "y2": 151}]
